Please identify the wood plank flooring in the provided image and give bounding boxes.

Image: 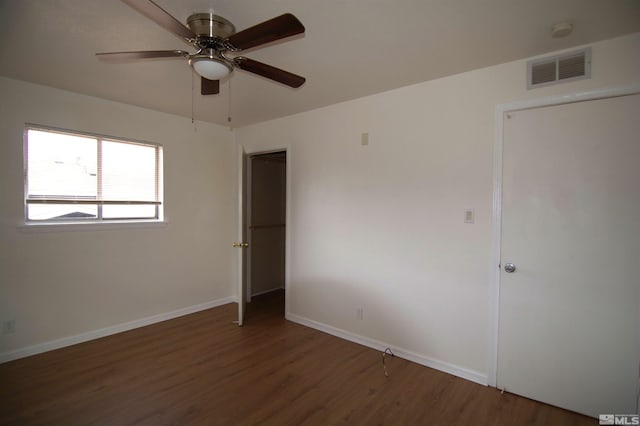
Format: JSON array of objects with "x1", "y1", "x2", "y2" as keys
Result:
[{"x1": 0, "y1": 290, "x2": 595, "y2": 425}]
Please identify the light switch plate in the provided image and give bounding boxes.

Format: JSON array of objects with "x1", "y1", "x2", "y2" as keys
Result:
[
  {"x1": 464, "y1": 208, "x2": 474, "y2": 224},
  {"x1": 361, "y1": 132, "x2": 369, "y2": 146}
]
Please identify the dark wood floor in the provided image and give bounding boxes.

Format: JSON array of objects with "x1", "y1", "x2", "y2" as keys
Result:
[{"x1": 0, "y1": 290, "x2": 595, "y2": 425}]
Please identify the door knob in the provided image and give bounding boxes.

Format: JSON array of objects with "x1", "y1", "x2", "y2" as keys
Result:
[
  {"x1": 232, "y1": 242, "x2": 249, "y2": 248},
  {"x1": 504, "y1": 263, "x2": 516, "y2": 273}
]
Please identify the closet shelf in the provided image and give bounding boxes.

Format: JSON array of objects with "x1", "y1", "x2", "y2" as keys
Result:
[{"x1": 249, "y1": 224, "x2": 285, "y2": 229}]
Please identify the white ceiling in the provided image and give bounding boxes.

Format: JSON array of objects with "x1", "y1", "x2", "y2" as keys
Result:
[{"x1": 1, "y1": 0, "x2": 639, "y2": 127}]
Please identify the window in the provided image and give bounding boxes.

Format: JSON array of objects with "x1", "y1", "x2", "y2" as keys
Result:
[{"x1": 25, "y1": 125, "x2": 163, "y2": 223}]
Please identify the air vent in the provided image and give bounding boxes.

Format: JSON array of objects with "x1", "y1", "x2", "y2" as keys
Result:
[{"x1": 527, "y1": 47, "x2": 591, "y2": 89}]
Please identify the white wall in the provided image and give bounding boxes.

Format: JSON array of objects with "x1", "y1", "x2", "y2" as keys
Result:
[
  {"x1": 0, "y1": 77, "x2": 237, "y2": 358},
  {"x1": 235, "y1": 33, "x2": 640, "y2": 381}
]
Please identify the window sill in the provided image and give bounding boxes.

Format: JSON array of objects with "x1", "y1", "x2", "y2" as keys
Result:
[{"x1": 18, "y1": 220, "x2": 168, "y2": 233}]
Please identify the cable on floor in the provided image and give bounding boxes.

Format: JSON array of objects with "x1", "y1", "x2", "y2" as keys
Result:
[{"x1": 382, "y1": 347, "x2": 395, "y2": 377}]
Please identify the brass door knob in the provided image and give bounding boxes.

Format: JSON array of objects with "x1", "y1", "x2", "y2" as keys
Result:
[{"x1": 233, "y1": 242, "x2": 249, "y2": 248}]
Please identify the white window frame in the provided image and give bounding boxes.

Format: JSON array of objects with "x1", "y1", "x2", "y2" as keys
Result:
[{"x1": 23, "y1": 124, "x2": 164, "y2": 225}]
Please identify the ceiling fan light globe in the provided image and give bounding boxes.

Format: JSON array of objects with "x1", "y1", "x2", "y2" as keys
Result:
[{"x1": 191, "y1": 58, "x2": 232, "y2": 80}]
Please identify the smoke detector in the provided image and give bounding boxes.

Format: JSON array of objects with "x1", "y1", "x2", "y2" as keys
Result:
[{"x1": 552, "y1": 22, "x2": 573, "y2": 38}]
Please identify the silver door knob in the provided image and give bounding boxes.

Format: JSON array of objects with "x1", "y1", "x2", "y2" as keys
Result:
[{"x1": 504, "y1": 263, "x2": 516, "y2": 273}]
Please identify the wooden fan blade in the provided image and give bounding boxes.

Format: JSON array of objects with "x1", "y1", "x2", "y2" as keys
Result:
[
  {"x1": 235, "y1": 57, "x2": 305, "y2": 88},
  {"x1": 201, "y1": 77, "x2": 220, "y2": 95},
  {"x1": 227, "y1": 13, "x2": 304, "y2": 51},
  {"x1": 96, "y1": 50, "x2": 189, "y2": 60},
  {"x1": 122, "y1": 0, "x2": 195, "y2": 42}
]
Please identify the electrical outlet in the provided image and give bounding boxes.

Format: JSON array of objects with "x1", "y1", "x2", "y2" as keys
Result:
[
  {"x1": 3, "y1": 320, "x2": 16, "y2": 334},
  {"x1": 355, "y1": 306, "x2": 363, "y2": 320}
]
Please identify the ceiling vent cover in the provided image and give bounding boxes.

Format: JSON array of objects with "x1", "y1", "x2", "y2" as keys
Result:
[{"x1": 527, "y1": 47, "x2": 591, "y2": 89}]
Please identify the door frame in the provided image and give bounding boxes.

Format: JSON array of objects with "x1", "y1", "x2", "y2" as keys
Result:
[
  {"x1": 238, "y1": 144, "x2": 292, "y2": 318},
  {"x1": 488, "y1": 83, "x2": 640, "y2": 387},
  {"x1": 236, "y1": 144, "x2": 247, "y2": 326}
]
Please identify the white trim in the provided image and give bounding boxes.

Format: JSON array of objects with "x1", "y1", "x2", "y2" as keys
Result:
[
  {"x1": 285, "y1": 148, "x2": 292, "y2": 317},
  {"x1": 241, "y1": 144, "x2": 292, "y2": 318},
  {"x1": 287, "y1": 313, "x2": 488, "y2": 386},
  {"x1": 498, "y1": 84, "x2": 640, "y2": 115},
  {"x1": 246, "y1": 154, "x2": 254, "y2": 303},
  {"x1": 18, "y1": 219, "x2": 168, "y2": 233},
  {"x1": 236, "y1": 144, "x2": 246, "y2": 326},
  {"x1": 0, "y1": 296, "x2": 237, "y2": 364},
  {"x1": 489, "y1": 83, "x2": 640, "y2": 387}
]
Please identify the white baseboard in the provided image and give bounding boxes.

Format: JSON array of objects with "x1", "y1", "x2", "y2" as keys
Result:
[
  {"x1": 286, "y1": 312, "x2": 488, "y2": 386},
  {"x1": 0, "y1": 296, "x2": 237, "y2": 364},
  {"x1": 2, "y1": 298, "x2": 488, "y2": 387}
]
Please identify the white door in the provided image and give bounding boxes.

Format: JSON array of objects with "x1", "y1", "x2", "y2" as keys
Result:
[
  {"x1": 236, "y1": 145, "x2": 248, "y2": 326},
  {"x1": 498, "y1": 94, "x2": 640, "y2": 417}
]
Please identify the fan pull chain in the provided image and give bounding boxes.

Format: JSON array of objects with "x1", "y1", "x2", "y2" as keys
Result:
[
  {"x1": 191, "y1": 72, "x2": 195, "y2": 126},
  {"x1": 227, "y1": 79, "x2": 232, "y2": 130}
]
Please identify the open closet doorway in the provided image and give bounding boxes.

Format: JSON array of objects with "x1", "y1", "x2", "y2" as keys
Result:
[{"x1": 245, "y1": 150, "x2": 287, "y2": 320}]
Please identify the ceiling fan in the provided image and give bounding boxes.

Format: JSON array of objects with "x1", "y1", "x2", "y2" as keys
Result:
[{"x1": 97, "y1": 0, "x2": 306, "y2": 95}]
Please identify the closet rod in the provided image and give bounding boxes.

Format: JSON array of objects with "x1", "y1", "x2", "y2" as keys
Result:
[{"x1": 249, "y1": 224, "x2": 286, "y2": 230}]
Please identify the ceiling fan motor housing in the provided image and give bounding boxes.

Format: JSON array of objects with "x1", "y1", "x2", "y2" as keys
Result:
[
  {"x1": 187, "y1": 13, "x2": 235, "y2": 39},
  {"x1": 186, "y1": 13, "x2": 237, "y2": 79}
]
